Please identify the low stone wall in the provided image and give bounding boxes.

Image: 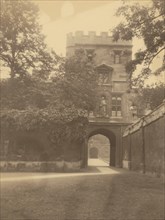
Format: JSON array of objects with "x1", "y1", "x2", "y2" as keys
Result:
[
  {"x1": 0, "y1": 160, "x2": 82, "y2": 172},
  {"x1": 122, "y1": 101, "x2": 165, "y2": 177}
]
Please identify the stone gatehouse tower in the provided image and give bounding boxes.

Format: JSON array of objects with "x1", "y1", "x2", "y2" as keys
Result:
[{"x1": 66, "y1": 31, "x2": 134, "y2": 168}]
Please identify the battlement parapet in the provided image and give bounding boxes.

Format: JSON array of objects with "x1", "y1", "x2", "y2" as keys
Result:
[{"x1": 67, "y1": 31, "x2": 132, "y2": 47}]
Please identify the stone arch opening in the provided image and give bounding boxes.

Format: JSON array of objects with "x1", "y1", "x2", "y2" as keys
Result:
[
  {"x1": 87, "y1": 128, "x2": 116, "y2": 166},
  {"x1": 88, "y1": 135, "x2": 109, "y2": 163}
]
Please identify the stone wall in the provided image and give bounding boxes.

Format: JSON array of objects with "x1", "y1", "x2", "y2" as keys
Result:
[
  {"x1": 144, "y1": 117, "x2": 164, "y2": 176},
  {"x1": 122, "y1": 101, "x2": 165, "y2": 177},
  {"x1": 0, "y1": 160, "x2": 82, "y2": 172},
  {"x1": 130, "y1": 129, "x2": 143, "y2": 172}
]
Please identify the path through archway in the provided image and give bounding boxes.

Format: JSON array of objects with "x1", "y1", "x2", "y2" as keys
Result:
[
  {"x1": 88, "y1": 134, "x2": 110, "y2": 166},
  {"x1": 87, "y1": 128, "x2": 116, "y2": 167}
]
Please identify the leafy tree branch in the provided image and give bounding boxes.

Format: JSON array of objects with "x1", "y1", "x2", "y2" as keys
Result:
[{"x1": 113, "y1": 0, "x2": 165, "y2": 87}]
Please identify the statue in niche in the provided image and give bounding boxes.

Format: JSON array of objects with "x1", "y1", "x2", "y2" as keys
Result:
[
  {"x1": 89, "y1": 111, "x2": 94, "y2": 118},
  {"x1": 98, "y1": 73, "x2": 108, "y2": 84},
  {"x1": 103, "y1": 73, "x2": 109, "y2": 83},
  {"x1": 98, "y1": 73, "x2": 103, "y2": 84},
  {"x1": 99, "y1": 96, "x2": 107, "y2": 117}
]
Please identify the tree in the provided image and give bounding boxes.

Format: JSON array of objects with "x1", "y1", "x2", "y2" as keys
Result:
[
  {"x1": 0, "y1": 76, "x2": 50, "y2": 110},
  {"x1": 0, "y1": 0, "x2": 59, "y2": 79},
  {"x1": 0, "y1": 0, "x2": 98, "y2": 161},
  {"x1": 54, "y1": 49, "x2": 98, "y2": 112},
  {"x1": 1, "y1": 48, "x2": 98, "y2": 114},
  {"x1": 0, "y1": 73, "x2": 89, "y2": 160},
  {"x1": 112, "y1": 0, "x2": 165, "y2": 86},
  {"x1": 133, "y1": 83, "x2": 165, "y2": 110},
  {"x1": 0, "y1": 49, "x2": 98, "y2": 160}
]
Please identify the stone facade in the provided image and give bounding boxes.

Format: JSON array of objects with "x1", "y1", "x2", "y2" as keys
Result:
[
  {"x1": 66, "y1": 31, "x2": 134, "y2": 122},
  {"x1": 67, "y1": 31, "x2": 134, "y2": 167}
]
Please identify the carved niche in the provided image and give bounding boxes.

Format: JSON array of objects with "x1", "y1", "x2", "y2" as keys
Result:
[{"x1": 96, "y1": 64, "x2": 113, "y2": 85}]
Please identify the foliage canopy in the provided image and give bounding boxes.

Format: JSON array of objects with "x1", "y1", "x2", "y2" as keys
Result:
[
  {"x1": 113, "y1": 0, "x2": 165, "y2": 87},
  {"x1": 0, "y1": 0, "x2": 60, "y2": 79},
  {"x1": 133, "y1": 83, "x2": 165, "y2": 111},
  {"x1": 1, "y1": 49, "x2": 97, "y2": 145},
  {"x1": 0, "y1": 0, "x2": 98, "y2": 148}
]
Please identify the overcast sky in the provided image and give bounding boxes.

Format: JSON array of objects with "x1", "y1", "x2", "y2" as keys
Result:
[{"x1": 37, "y1": 0, "x2": 149, "y2": 56}]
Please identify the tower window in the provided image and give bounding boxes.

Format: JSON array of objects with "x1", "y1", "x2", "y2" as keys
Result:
[
  {"x1": 111, "y1": 95, "x2": 122, "y2": 117},
  {"x1": 114, "y1": 54, "x2": 120, "y2": 64}
]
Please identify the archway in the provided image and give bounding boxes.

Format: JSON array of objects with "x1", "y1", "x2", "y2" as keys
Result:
[
  {"x1": 88, "y1": 134, "x2": 110, "y2": 166},
  {"x1": 87, "y1": 128, "x2": 116, "y2": 167}
]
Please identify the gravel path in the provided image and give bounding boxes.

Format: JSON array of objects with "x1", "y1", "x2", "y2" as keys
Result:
[{"x1": 1, "y1": 160, "x2": 164, "y2": 220}]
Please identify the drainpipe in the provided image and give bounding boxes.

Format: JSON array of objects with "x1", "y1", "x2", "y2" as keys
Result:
[
  {"x1": 121, "y1": 125, "x2": 123, "y2": 168},
  {"x1": 129, "y1": 127, "x2": 132, "y2": 170},
  {"x1": 142, "y1": 118, "x2": 146, "y2": 174}
]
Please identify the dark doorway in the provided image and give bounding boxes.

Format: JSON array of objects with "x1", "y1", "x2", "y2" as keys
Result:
[{"x1": 89, "y1": 147, "x2": 99, "y2": 158}]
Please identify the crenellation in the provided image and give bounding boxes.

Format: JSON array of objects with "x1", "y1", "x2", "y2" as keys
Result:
[
  {"x1": 75, "y1": 31, "x2": 84, "y2": 37},
  {"x1": 67, "y1": 31, "x2": 132, "y2": 47},
  {"x1": 101, "y1": 32, "x2": 108, "y2": 37},
  {"x1": 88, "y1": 31, "x2": 96, "y2": 37},
  {"x1": 67, "y1": 32, "x2": 73, "y2": 38}
]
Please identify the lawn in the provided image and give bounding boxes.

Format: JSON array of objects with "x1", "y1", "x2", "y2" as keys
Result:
[{"x1": 0, "y1": 169, "x2": 164, "y2": 220}]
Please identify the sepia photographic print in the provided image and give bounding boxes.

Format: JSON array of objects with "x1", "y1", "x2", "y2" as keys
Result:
[{"x1": 0, "y1": 0, "x2": 164, "y2": 219}]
